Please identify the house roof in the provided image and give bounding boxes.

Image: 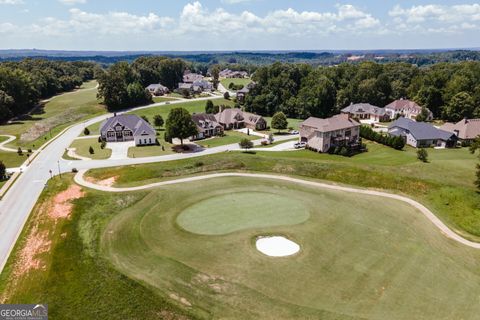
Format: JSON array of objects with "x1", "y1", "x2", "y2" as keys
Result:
[
  {"x1": 389, "y1": 117, "x2": 455, "y2": 141},
  {"x1": 183, "y1": 73, "x2": 204, "y2": 83},
  {"x1": 146, "y1": 84, "x2": 167, "y2": 91},
  {"x1": 440, "y1": 118, "x2": 480, "y2": 140},
  {"x1": 100, "y1": 114, "x2": 155, "y2": 136},
  {"x1": 300, "y1": 114, "x2": 360, "y2": 132},
  {"x1": 385, "y1": 99, "x2": 422, "y2": 111},
  {"x1": 192, "y1": 113, "x2": 222, "y2": 133},
  {"x1": 215, "y1": 108, "x2": 264, "y2": 126},
  {"x1": 341, "y1": 103, "x2": 388, "y2": 116}
]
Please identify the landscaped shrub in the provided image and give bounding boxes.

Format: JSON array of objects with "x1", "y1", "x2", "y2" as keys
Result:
[
  {"x1": 89, "y1": 146, "x2": 94, "y2": 154},
  {"x1": 83, "y1": 127, "x2": 90, "y2": 135},
  {"x1": 100, "y1": 141, "x2": 106, "y2": 149},
  {"x1": 360, "y1": 125, "x2": 405, "y2": 150}
]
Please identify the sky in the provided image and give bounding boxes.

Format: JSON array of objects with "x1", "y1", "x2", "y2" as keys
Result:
[{"x1": 0, "y1": 0, "x2": 479, "y2": 51}]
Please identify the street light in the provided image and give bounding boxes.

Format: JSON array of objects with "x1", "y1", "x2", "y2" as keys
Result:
[
  {"x1": 49, "y1": 169, "x2": 53, "y2": 180},
  {"x1": 57, "y1": 161, "x2": 62, "y2": 178}
]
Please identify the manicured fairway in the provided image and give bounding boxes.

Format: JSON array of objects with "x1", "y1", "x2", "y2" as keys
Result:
[
  {"x1": 177, "y1": 191, "x2": 310, "y2": 235},
  {"x1": 101, "y1": 177, "x2": 480, "y2": 319}
]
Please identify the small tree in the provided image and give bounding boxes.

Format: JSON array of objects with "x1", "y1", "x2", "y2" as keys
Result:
[
  {"x1": 416, "y1": 107, "x2": 430, "y2": 122},
  {"x1": 17, "y1": 147, "x2": 23, "y2": 155},
  {"x1": 141, "y1": 115, "x2": 150, "y2": 124},
  {"x1": 100, "y1": 141, "x2": 106, "y2": 149},
  {"x1": 0, "y1": 161, "x2": 6, "y2": 180},
  {"x1": 154, "y1": 114, "x2": 164, "y2": 127},
  {"x1": 417, "y1": 148, "x2": 428, "y2": 162},
  {"x1": 205, "y1": 100, "x2": 215, "y2": 114},
  {"x1": 271, "y1": 112, "x2": 288, "y2": 133},
  {"x1": 84, "y1": 127, "x2": 90, "y2": 135},
  {"x1": 165, "y1": 108, "x2": 198, "y2": 145},
  {"x1": 224, "y1": 92, "x2": 230, "y2": 100},
  {"x1": 239, "y1": 138, "x2": 254, "y2": 151},
  {"x1": 89, "y1": 146, "x2": 94, "y2": 154}
]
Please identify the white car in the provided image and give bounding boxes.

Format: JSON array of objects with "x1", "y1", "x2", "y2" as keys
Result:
[
  {"x1": 294, "y1": 142, "x2": 306, "y2": 149},
  {"x1": 290, "y1": 130, "x2": 299, "y2": 135}
]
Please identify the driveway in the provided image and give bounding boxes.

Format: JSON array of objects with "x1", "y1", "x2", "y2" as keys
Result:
[{"x1": 107, "y1": 141, "x2": 135, "y2": 160}]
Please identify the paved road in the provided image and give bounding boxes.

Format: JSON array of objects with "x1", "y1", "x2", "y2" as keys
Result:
[
  {"x1": 0, "y1": 94, "x2": 225, "y2": 274},
  {"x1": 74, "y1": 172, "x2": 480, "y2": 250}
]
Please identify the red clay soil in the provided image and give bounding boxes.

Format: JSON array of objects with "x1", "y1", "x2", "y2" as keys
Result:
[{"x1": 49, "y1": 185, "x2": 85, "y2": 220}]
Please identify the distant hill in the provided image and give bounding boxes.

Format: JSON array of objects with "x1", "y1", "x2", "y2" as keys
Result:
[{"x1": 1, "y1": 49, "x2": 480, "y2": 66}]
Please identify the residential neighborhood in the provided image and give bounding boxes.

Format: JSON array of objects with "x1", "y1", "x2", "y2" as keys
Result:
[{"x1": 2, "y1": 1, "x2": 480, "y2": 319}]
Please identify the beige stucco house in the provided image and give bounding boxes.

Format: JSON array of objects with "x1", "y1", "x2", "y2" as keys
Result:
[{"x1": 299, "y1": 114, "x2": 361, "y2": 153}]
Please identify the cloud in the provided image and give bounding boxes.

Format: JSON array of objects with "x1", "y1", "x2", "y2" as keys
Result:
[
  {"x1": 221, "y1": 0, "x2": 253, "y2": 4},
  {"x1": 58, "y1": 0, "x2": 87, "y2": 5},
  {"x1": 0, "y1": 0, "x2": 23, "y2": 4},
  {"x1": 389, "y1": 4, "x2": 480, "y2": 32}
]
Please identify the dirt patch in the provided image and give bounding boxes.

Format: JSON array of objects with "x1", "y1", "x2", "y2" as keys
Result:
[
  {"x1": 49, "y1": 185, "x2": 85, "y2": 220},
  {"x1": 86, "y1": 176, "x2": 118, "y2": 187},
  {"x1": 14, "y1": 225, "x2": 51, "y2": 277},
  {"x1": 193, "y1": 273, "x2": 230, "y2": 293}
]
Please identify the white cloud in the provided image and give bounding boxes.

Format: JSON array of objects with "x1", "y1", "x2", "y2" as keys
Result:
[
  {"x1": 58, "y1": 0, "x2": 86, "y2": 5},
  {"x1": 221, "y1": 0, "x2": 252, "y2": 4},
  {"x1": 0, "y1": 0, "x2": 23, "y2": 4},
  {"x1": 389, "y1": 4, "x2": 480, "y2": 32}
]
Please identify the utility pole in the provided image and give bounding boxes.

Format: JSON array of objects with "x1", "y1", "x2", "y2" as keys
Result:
[
  {"x1": 49, "y1": 170, "x2": 53, "y2": 180},
  {"x1": 57, "y1": 161, "x2": 62, "y2": 178}
]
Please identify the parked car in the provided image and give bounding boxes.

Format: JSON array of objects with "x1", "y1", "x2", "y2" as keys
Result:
[
  {"x1": 294, "y1": 142, "x2": 306, "y2": 149},
  {"x1": 290, "y1": 130, "x2": 299, "y2": 135}
]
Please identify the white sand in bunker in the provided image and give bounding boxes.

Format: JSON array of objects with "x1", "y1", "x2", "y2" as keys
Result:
[{"x1": 256, "y1": 236, "x2": 300, "y2": 257}]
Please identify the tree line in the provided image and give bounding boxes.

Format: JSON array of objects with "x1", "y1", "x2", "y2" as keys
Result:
[
  {"x1": 0, "y1": 59, "x2": 96, "y2": 123},
  {"x1": 245, "y1": 61, "x2": 480, "y2": 122},
  {"x1": 97, "y1": 57, "x2": 187, "y2": 111}
]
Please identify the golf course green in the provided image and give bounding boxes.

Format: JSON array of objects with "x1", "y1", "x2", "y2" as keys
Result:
[
  {"x1": 101, "y1": 176, "x2": 480, "y2": 319},
  {"x1": 177, "y1": 191, "x2": 310, "y2": 235}
]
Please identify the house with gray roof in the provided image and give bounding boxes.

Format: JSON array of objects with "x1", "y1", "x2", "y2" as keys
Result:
[
  {"x1": 190, "y1": 113, "x2": 224, "y2": 140},
  {"x1": 341, "y1": 103, "x2": 391, "y2": 122},
  {"x1": 388, "y1": 117, "x2": 457, "y2": 148},
  {"x1": 100, "y1": 114, "x2": 157, "y2": 146},
  {"x1": 299, "y1": 114, "x2": 361, "y2": 153}
]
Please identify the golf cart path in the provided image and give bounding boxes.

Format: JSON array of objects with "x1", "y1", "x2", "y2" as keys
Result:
[
  {"x1": 74, "y1": 171, "x2": 480, "y2": 250},
  {"x1": 0, "y1": 135, "x2": 18, "y2": 152}
]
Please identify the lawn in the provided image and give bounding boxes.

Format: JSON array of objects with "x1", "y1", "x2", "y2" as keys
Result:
[
  {"x1": 0, "y1": 151, "x2": 29, "y2": 168},
  {"x1": 0, "y1": 81, "x2": 105, "y2": 149},
  {"x1": 86, "y1": 141, "x2": 480, "y2": 241},
  {"x1": 0, "y1": 175, "x2": 189, "y2": 319},
  {"x1": 5, "y1": 176, "x2": 480, "y2": 319},
  {"x1": 196, "y1": 131, "x2": 258, "y2": 148},
  {"x1": 220, "y1": 78, "x2": 252, "y2": 90},
  {"x1": 128, "y1": 142, "x2": 175, "y2": 158},
  {"x1": 152, "y1": 96, "x2": 178, "y2": 103},
  {"x1": 69, "y1": 138, "x2": 112, "y2": 160}
]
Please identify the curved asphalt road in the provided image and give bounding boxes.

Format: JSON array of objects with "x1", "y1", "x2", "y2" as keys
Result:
[{"x1": 74, "y1": 171, "x2": 480, "y2": 250}]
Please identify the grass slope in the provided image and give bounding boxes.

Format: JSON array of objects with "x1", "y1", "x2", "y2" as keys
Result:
[
  {"x1": 0, "y1": 175, "x2": 190, "y2": 320},
  {"x1": 196, "y1": 131, "x2": 257, "y2": 148},
  {"x1": 220, "y1": 78, "x2": 252, "y2": 89},
  {"x1": 102, "y1": 177, "x2": 480, "y2": 319},
  {"x1": 86, "y1": 141, "x2": 480, "y2": 241},
  {"x1": 0, "y1": 81, "x2": 104, "y2": 149}
]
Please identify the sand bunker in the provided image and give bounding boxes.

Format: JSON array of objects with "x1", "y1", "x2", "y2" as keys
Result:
[{"x1": 256, "y1": 236, "x2": 300, "y2": 257}]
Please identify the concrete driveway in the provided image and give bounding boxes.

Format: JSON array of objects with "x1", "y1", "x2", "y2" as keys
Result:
[{"x1": 107, "y1": 141, "x2": 135, "y2": 160}]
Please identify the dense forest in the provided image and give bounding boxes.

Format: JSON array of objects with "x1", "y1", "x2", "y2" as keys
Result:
[
  {"x1": 0, "y1": 59, "x2": 96, "y2": 123},
  {"x1": 245, "y1": 61, "x2": 480, "y2": 122},
  {"x1": 97, "y1": 57, "x2": 186, "y2": 111}
]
